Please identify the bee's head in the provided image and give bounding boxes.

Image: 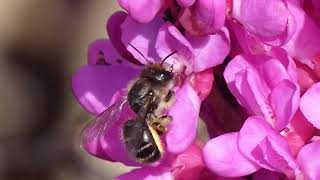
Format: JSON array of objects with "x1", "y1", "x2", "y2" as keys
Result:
[{"x1": 141, "y1": 64, "x2": 174, "y2": 84}]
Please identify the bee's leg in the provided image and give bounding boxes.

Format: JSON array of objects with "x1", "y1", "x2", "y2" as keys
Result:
[
  {"x1": 151, "y1": 115, "x2": 172, "y2": 135},
  {"x1": 164, "y1": 90, "x2": 175, "y2": 108}
]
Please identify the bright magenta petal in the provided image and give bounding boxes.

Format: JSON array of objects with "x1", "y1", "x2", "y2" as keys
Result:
[
  {"x1": 118, "y1": 0, "x2": 162, "y2": 23},
  {"x1": 121, "y1": 15, "x2": 164, "y2": 64},
  {"x1": 297, "y1": 141, "x2": 320, "y2": 180},
  {"x1": 71, "y1": 65, "x2": 139, "y2": 115},
  {"x1": 155, "y1": 23, "x2": 194, "y2": 74},
  {"x1": 166, "y1": 82, "x2": 200, "y2": 154},
  {"x1": 203, "y1": 132, "x2": 259, "y2": 177},
  {"x1": 283, "y1": 2, "x2": 320, "y2": 67},
  {"x1": 252, "y1": 169, "x2": 285, "y2": 180},
  {"x1": 187, "y1": 27, "x2": 230, "y2": 72},
  {"x1": 232, "y1": 0, "x2": 296, "y2": 46},
  {"x1": 116, "y1": 167, "x2": 173, "y2": 180},
  {"x1": 300, "y1": 82, "x2": 320, "y2": 129},
  {"x1": 179, "y1": 0, "x2": 226, "y2": 36},
  {"x1": 238, "y1": 116, "x2": 298, "y2": 178},
  {"x1": 270, "y1": 80, "x2": 299, "y2": 130},
  {"x1": 107, "y1": 11, "x2": 140, "y2": 65}
]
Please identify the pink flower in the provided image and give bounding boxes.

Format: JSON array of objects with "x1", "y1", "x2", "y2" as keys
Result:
[
  {"x1": 72, "y1": 10, "x2": 229, "y2": 167},
  {"x1": 116, "y1": 142, "x2": 245, "y2": 180},
  {"x1": 71, "y1": 0, "x2": 320, "y2": 179},
  {"x1": 224, "y1": 49, "x2": 299, "y2": 130},
  {"x1": 229, "y1": 0, "x2": 297, "y2": 46},
  {"x1": 118, "y1": 0, "x2": 226, "y2": 36}
]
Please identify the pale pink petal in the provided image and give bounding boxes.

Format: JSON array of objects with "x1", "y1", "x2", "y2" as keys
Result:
[
  {"x1": 116, "y1": 167, "x2": 173, "y2": 180},
  {"x1": 297, "y1": 141, "x2": 320, "y2": 180},
  {"x1": 300, "y1": 82, "x2": 320, "y2": 129},
  {"x1": 232, "y1": 0, "x2": 296, "y2": 46},
  {"x1": 203, "y1": 132, "x2": 259, "y2": 177},
  {"x1": 283, "y1": 2, "x2": 320, "y2": 67},
  {"x1": 238, "y1": 116, "x2": 298, "y2": 178},
  {"x1": 121, "y1": 15, "x2": 164, "y2": 64},
  {"x1": 166, "y1": 82, "x2": 201, "y2": 154},
  {"x1": 187, "y1": 27, "x2": 230, "y2": 72},
  {"x1": 270, "y1": 80, "x2": 300, "y2": 130},
  {"x1": 71, "y1": 65, "x2": 139, "y2": 115},
  {"x1": 179, "y1": 0, "x2": 226, "y2": 35},
  {"x1": 155, "y1": 23, "x2": 194, "y2": 74},
  {"x1": 118, "y1": 0, "x2": 162, "y2": 23}
]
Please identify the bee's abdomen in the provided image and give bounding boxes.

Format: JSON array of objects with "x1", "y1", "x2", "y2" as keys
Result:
[
  {"x1": 123, "y1": 119, "x2": 162, "y2": 163},
  {"x1": 136, "y1": 143, "x2": 161, "y2": 163}
]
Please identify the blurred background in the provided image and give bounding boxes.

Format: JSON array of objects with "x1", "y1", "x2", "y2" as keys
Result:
[{"x1": 0, "y1": 0, "x2": 134, "y2": 179}]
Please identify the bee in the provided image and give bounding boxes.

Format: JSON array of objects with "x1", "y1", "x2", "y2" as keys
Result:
[
  {"x1": 127, "y1": 44, "x2": 176, "y2": 118},
  {"x1": 123, "y1": 117, "x2": 166, "y2": 163},
  {"x1": 82, "y1": 46, "x2": 177, "y2": 163}
]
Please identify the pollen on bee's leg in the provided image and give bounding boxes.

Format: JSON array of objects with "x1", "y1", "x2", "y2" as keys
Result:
[{"x1": 150, "y1": 115, "x2": 172, "y2": 135}]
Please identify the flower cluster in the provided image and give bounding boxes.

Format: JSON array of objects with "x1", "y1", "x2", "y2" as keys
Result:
[{"x1": 72, "y1": 0, "x2": 320, "y2": 179}]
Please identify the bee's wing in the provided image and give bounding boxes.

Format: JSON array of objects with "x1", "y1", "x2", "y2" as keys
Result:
[{"x1": 82, "y1": 97, "x2": 129, "y2": 145}]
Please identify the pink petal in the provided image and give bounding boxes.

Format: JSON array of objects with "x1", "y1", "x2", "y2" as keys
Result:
[
  {"x1": 107, "y1": 11, "x2": 140, "y2": 65},
  {"x1": 296, "y1": 61, "x2": 319, "y2": 92},
  {"x1": 227, "y1": 20, "x2": 272, "y2": 55},
  {"x1": 171, "y1": 142, "x2": 219, "y2": 180},
  {"x1": 116, "y1": 167, "x2": 173, "y2": 180},
  {"x1": 283, "y1": 2, "x2": 320, "y2": 67},
  {"x1": 189, "y1": 68, "x2": 214, "y2": 101},
  {"x1": 224, "y1": 54, "x2": 298, "y2": 128},
  {"x1": 88, "y1": 39, "x2": 118, "y2": 65},
  {"x1": 179, "y1": 0, "x2": 226, "y2": 36},
  {"x1": 87, "y1": 39, "x2": 139, "y2": 68},
  {"x1": 176, "y1": 0, "x2": 196, "y2": 7},
  {"x1": 166, "y1": 82, "x2": 200, "y2": 154},
  {"x1": 270, "y1": 80, "x2": 300, "y2": 130},
  {"x1": 203, "y1": 132, "x2": 259, "y2": 177},
  {"x1": 253, "y1": 169, "x2": 286, "y2": 180},
  {"x1": 121, "y1": 15, "x2": 164, "y2": 64},
  {"x1": 297, "y1": 141, "x2": 320, "y2": 180},
  {"x1": 186, "y1": 27, "x2": 230, "y2": 72},
  {"x1": 238, "y1": 116, "x2": 298, "y2": 178},
  {"x1": 232, "y1": 0, "x2": 296, "y2": 46},
  {"x1": 155, "y1": 23, "x2": 194, "y2": 74},
  {"x1": 71, "y1": 65, "x2": 139, "y2": 115},
  {"x1": 283, "y1": 110, "x2": 315, "y2": 156},
  {"x1": 300, "y1": 82, "x2": 320, "y2": 129},
  {"x1": 117, "y1": 0, "x2": 162, "y2": 23}
]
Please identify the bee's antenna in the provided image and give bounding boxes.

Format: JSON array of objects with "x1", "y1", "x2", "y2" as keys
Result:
[
  {"x1": 161, "y1": 51, "x2": 176, "y2": 66},
  {"x1": 128, "y1": 43, "x2": 151, "y2": 64}
]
